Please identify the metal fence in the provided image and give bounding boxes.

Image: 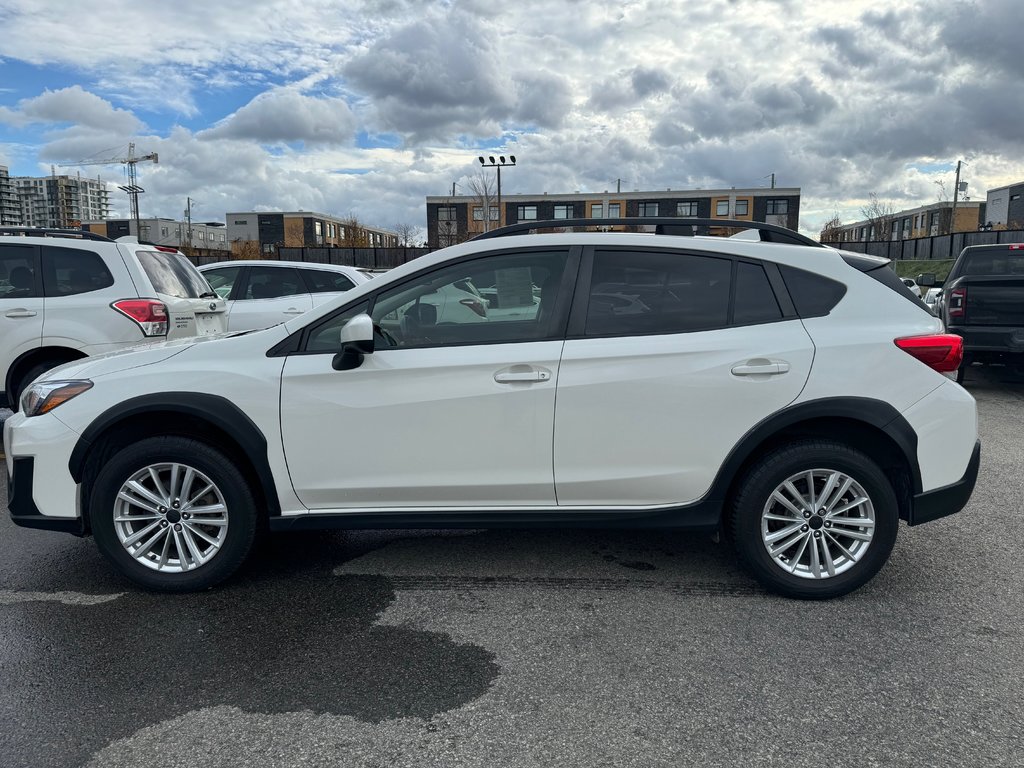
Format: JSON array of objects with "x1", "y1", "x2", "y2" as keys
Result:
[
  {"x1": 824, "y1": 229, "x2": 1024, "y2": 260},
  {"x1": 184, "y1": 247, "x2": 433, "y2": 269}
]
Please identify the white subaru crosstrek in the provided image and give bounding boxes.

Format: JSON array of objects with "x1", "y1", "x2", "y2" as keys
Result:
[
  {"x1": 4, "y1": 218, "x2": 979, "y2": 599},
  {"x1": 1, "y1": 228, "x2": 227, "y2": 409}
]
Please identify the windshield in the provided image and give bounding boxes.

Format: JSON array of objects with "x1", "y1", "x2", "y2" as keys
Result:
[{"x1": 136, "y1": 250, "x2": 214, "y2": 299}]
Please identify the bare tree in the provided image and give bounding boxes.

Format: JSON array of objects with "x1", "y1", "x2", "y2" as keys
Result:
[
  {"x1": 860, "y1": 193, "x2": 896, "y2": 241},
  {"x1": 819, "y1": 211, "x2": 843, "y2": 243},
  {"x1": 393, "y1": 222, "x2": 418, "y2": 247},
  {"x1": 467, "y1": 171, "x2": 497, "y2": 233},
  {"x1": 231, "y1": 239, "x2": 263, "y2": 260},
  {"x1": 339, "y1": 215, "x2": 370, "y2": 247}
]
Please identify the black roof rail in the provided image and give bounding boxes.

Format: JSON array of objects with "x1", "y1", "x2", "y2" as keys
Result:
[
  {"x1": 470, "y1": 217, "x2": 825, "y2": 248},
  {"x1": 0, "y1": 226, "x2": 115, "y2": 242}
]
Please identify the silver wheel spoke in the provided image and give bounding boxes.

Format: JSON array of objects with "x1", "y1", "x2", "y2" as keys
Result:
[
  {"x1": 762, "y1": 468, "x2": 875, "y2": 581},
  {"x1": 113, "y1": 462, "x2": 229, "y2": 574}
]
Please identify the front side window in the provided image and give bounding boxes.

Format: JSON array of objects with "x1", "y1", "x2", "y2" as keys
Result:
[
  {"x1": 0, "y1": 244, "x2": 37, "y2": 299},
  {"x1": 553, "y1": 204, "x2": 573, "y2": 219},
  {"x1": 586, "y1": 250, "x2": 731, "y2": 336},
  {"x1": 677, "y1": 202, "x2": 698, "y2": 217},
  {"x1": 202, "y1": 266, "x2": 242, "y2": 299},
  {"x1": 244, "y1": 266, "x2": 304, "y2": 300},
  {"x1": 42, "y1": 246, "x2": 114, "y2": 297},
  {"x1": 370, "y1": 250, "x2": 568, "y2": 349}
]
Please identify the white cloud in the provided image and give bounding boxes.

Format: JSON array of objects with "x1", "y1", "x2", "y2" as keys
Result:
[{"x1": 203, "y1": 89, "x2": 357, "y2": 145}]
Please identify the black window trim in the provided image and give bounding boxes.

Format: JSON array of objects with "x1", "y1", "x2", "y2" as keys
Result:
[
  {"x1": 269, "y1": 245, "x2": 583, "y2": 357},
  {"x1": 565, "y1": 245, "x2": 797, "y2": 340}
]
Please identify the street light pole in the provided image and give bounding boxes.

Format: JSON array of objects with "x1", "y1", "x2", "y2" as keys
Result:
[{"x1": 478, "y1": 155, "x2": 517, "y2": 228}]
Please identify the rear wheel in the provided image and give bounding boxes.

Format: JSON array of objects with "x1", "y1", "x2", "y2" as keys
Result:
[
  {"x1": 10, "y1": 360, "x2": 64, "y2": 410},
  {"x1": 730, "y1": 441, "x2": 899, "y2": 599},
  {"x1": 90, "y1": 436, "x2": 258, "y2": 591}
]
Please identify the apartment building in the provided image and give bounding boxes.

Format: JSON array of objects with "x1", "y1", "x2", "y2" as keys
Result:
[
  {"x1": 226, "y1": 211, "x2": 400, "y2": 256},
  {"x1": 11, "y1": 173, "x2": 111, "y2": 228},
  {"x1": 985, "y1": 181, "x2": 1024, "y2": 229},
  {"x1": 0, "y1": 166, "x2": 20, "y2": 226},
  {"x1": 425, "y1": 187, "x2": 801, "y2": 247},
  {"x1": 830, "y1": 201, "x2": 984, "y2": 243},
  {"x1": 82, "y1": 218, "x2": 230, "y2": 256}
]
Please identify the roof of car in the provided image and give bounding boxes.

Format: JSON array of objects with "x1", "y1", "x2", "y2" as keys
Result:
[{"x1": 199, "y1": 260, "x2": 364, "y2": 272}]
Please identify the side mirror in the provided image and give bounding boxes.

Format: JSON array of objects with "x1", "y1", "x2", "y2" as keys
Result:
[
  {"x1": 916, "y1": 273, "x2": 936, "y2": 287},
  {"x1": 332, "y1": 313, "x2": 374, "y2": 371}
]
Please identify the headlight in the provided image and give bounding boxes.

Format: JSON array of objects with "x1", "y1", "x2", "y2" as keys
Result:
[{"x1": 22, "y1": 380, "x2": 93, "y2": 417}]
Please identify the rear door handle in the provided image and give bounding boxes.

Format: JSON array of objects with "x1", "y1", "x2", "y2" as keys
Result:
[
  {"x1": 494, "y1": 369, "x2": 551, "y2": 384},
  {"x1": 5, "y1": 309, "x2": 37, "y2": 318},
  {"x1": 283, "y1": 308, "x2": 305, "y2": 315},
  {"x1": 731, "y1": 360, "x2": 790, "y2": 376}
]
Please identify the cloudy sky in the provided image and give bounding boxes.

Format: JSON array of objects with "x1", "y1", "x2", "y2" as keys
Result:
[{"x1": 0, "y1": 0, "x2": 1020, "y2": 239}]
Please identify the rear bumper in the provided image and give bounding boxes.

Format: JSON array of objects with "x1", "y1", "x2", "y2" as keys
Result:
[
  {"x1": 909, "y1": 440, "x2": 980, "y2": 526},
  {"x1": 7, "y1": 456, "x2": 85, "y2": 535},
  {"x1": 952, "y1": 325, "x2": 1024, "y2": 354}
]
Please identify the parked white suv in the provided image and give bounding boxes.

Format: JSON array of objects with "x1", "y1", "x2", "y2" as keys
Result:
[
  {"x1": 4, "y1": 218, "x2": 979, "y2": 599},
  {"x1": 198, "y1": 260, "x2": 370, "y2": 331},
  {"x1": 1, "y1": 228, "x2": 226, "y2": 408}
]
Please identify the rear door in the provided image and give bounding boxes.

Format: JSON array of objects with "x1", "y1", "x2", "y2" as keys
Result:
[
  {"x1": 228, "y1": 265, "x2": 313, "y2": 330},
  {"x1": 554, "y1": 248, "x2": 815, "y2": 507},
  {"x1": 0, "y1": 243, "x2": 43, "y2": 401},
  {"x1": 299, "y1": 266, "x2": 361, "y2": 309}
]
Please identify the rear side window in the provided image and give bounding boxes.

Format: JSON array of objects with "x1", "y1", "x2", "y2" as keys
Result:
[
  {"x1": 301, "y1": 268, "x2": 356, "y2": 293},
  {"x1": 42, "y1": 245, "x2": 114, "y2": 296},
  {"x1": 779, "y1": 265, "x2": 847, "y2": 317},
  {"x1": 586, "y1": 250, "x2": 731, "y2": 335},
  {"x1": 0, "y1": 244, "x2": 38, "y2": 299},
  {"x1": 245, "y1": 266, "x2": 304, "y2": 299},
  {"x1": 136, "y1": 250, "x2": 212, "y2": 299},
  {"x1": 734, "y1": 262, "x2": 782, "y2": 324}
]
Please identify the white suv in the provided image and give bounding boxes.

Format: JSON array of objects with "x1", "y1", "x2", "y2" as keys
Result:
[
  {"x1": 1, "y1": 228, "x2": 227, "y2": 409},
  {"x1": 3, "y1": 219, "x2": 980, "y2": 599}
]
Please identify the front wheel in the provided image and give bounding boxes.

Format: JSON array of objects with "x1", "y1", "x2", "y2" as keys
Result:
[
  {"x1": 90, "y1": 436, "x2": 258, "y2": 591},
  {"x1": 730, "y1": 441, "x2": 899, "y2": 599}
]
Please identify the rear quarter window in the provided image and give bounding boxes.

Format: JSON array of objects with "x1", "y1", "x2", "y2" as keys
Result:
[{"x1": 779, "y1": 265, "x2": 847, "y2": 317}]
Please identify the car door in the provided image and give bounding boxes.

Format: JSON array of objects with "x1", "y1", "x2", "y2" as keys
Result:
[
  {"x1": 279, "y1": 248, "x2": 577, "y2": 510},
  {"x1": 0, "y1": 243, "x2": 43, "y2": 403},
  {"x1": 228, "y1": 265, "x2": 313, "y2": 331},
  {"x1": 554, "y1": 248, "x2": 815, "y2": 507}
]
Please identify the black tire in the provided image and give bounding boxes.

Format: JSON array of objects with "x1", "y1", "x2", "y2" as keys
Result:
[
  {"x1": 90, "y1": 436, "x2": 258, "y2": 592},
  {"x1": 729, "y1": 440, "x2": 899, "y2": 600},
  {"x1": 10, "y1": 360, "x2": 62, "y2": 411}
]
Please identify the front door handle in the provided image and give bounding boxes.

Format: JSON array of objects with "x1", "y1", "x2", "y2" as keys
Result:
[
  {"x1": 5, "y1": 309, "x2": 38, "y2": 318},
  {"x1": 731, "y1": 360, "x2": 790, "y2": 376},
  {"x1": 494, "y1": 369, "x2": 551, "y2": 384},
  {"x1": 283, "y1": 308, "x2": 305, "y2": 315}
]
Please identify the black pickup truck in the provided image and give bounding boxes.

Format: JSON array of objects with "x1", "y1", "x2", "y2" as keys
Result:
[{"x1": 920, "y1": 243, "x2": 1024, "y2": 382}]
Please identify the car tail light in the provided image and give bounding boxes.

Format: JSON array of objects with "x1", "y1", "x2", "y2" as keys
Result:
[
  {"x1": 947, "y1": 287, "x2": 967, "y2": 318},
  {"x1": 895, "y1": 334, "x2": 963, "y2": 373},
  {"x1": 151, "y1": 245, "x2": 180, "y2": 253},
  {"x1": 112, "y1": 299, "x2": 168, "y2": 337},
  {"x1": 459, "y1": 298, "x2": 487, "y2": 317}
]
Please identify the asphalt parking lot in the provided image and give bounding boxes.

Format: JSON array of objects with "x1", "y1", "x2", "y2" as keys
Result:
[{"x1": 1, "y1": 366, "x2": 1022, "y2": 768}]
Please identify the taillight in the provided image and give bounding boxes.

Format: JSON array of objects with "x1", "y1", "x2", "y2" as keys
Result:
[
  {"x1": 459, "y1": 298, "x2": 487, "y2": 317},
  {"x1": 895, "y1": 334, "x2": 963, "y2": 373},
  {"x1": 948, "y1": 287, "x2": 966, "y2": 319},
  {"x1": 112, "y1": 299, "x2": 168, "y2": 337}
]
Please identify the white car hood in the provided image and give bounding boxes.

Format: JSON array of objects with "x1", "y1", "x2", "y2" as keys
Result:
[{"x1": 40, "y1": 331, "x2": 256, "y2": 381}]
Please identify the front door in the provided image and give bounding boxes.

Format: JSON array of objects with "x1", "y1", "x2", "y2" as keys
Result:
[{"x1": 280, "y1": 248, "x2": 574, "y2": 510}]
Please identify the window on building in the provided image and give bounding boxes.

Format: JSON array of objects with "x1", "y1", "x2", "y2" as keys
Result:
[
  {"x1": 314, "y1": 221, "x2": 322, "y2": 236},
  {"x1": 233, "y1": 220, "x2": 248, "y2": 225},
  {"x1": 930, "y1": 212, "x2": 940, "y2": 226},
  {"x1": 473, "y1": 206, "x2": 484, "y2": 221},
  {"x1": 554, "y1": 204, "x2": 573, "y2": 219},
  {"x1": 516, "y1": 205, "x2": 537, "y2": 220},
  {"x1": 735, "y1": 200, "x2": 749, "y2": 216},
  {"x1": 161, "y1": 227, "x2": 168, "y2": 237},
  {"x1": 198, "y1": 231, "x2": 205, "y2": 241},
  {"x1": 766, "y1": 199, "x2": 789, "y2": 215},
  {"x1": 677, "y1": 202, "x2": 698, "y2": 217},
  {"x1": 591, "y1": 204, "x2": 603, "y2": 218},
  {"x1": 608, "y1": 203, "x2": 621, "y2": 217},
  {"x1": 638, "y1": 202, "x2": 659, "y2": 217},
  {"x1": 715, "y1": 200, "x2": 730, "y2": 216},
  {"x1": 489, "y1": 206, "x2": 499, "y2": 221},
  {"x1": 1011, "y1": 194, "x2": 1021, "y2": 201},
  {"x1": 438, "y1": 206, "x2": 456, "y2": 221}
]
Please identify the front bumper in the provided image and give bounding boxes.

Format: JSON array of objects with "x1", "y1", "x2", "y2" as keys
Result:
[
  {"x1": 7, "y1": 456, "x2": 85, "y2": 534},
  {"x1": 908, "y1": 440, "x2": 981, "y2": 526}
]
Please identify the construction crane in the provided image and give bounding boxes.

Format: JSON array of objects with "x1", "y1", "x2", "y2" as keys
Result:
[{"x1": 61, "y1": 142, "x2": 158, "y2": 236}]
